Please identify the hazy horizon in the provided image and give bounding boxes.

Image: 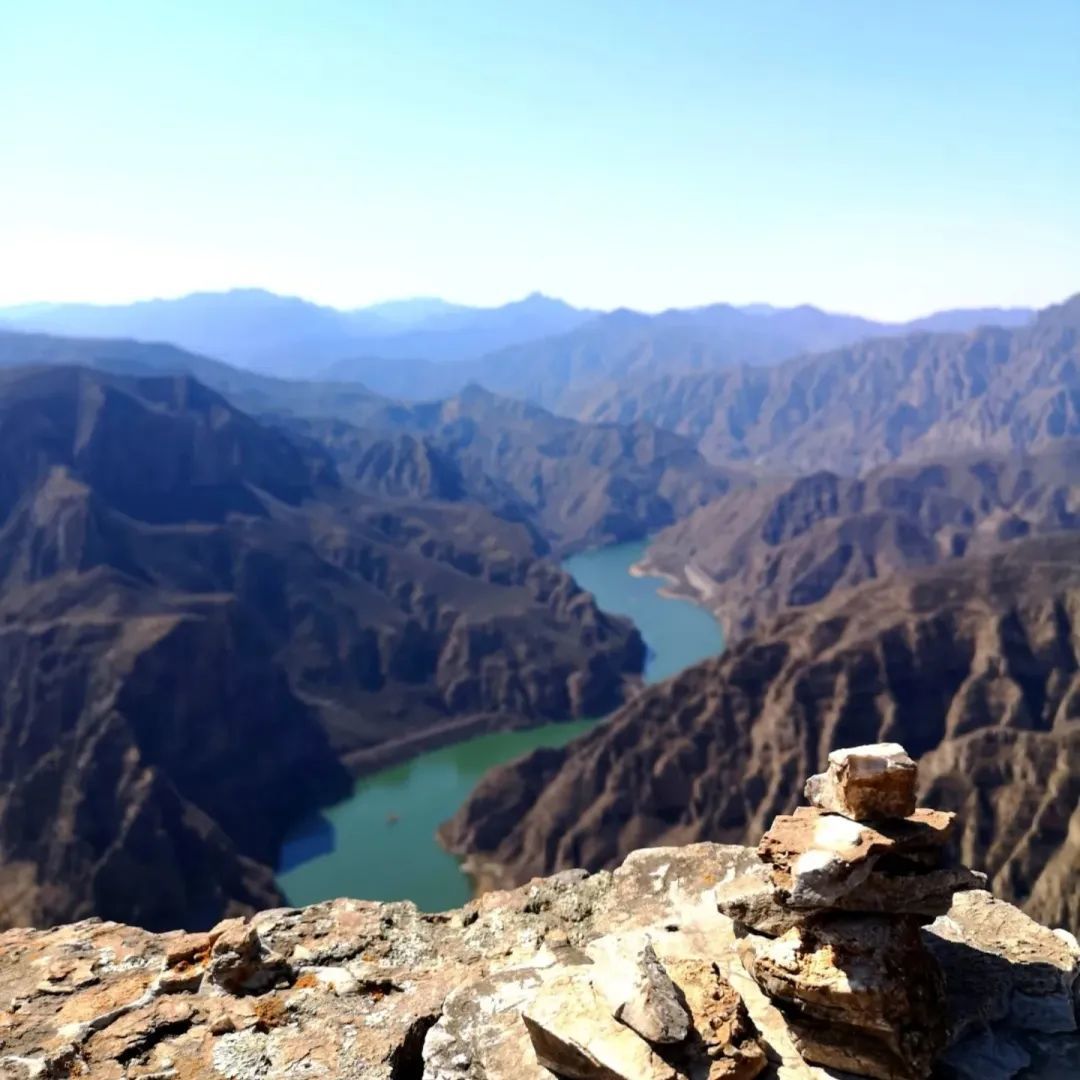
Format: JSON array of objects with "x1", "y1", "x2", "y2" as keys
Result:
[
  {"x1": 3, "y1": 2, "x2": 1078, "y2": 320},
  {"x1": 0, "y1": 284, "x2": 1055, "y2": 324}
]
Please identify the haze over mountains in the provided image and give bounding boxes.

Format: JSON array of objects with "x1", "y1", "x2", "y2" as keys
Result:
[
  {"x1": 0, "y1": 290, "x2": 594, "y2": 377},
  {"x1": 0, "y1": 288, "x2": 1034, "y2": 391},
  {"x1": 642, "y1": 440, "x2": 1080, "y2": 640},
  {"x1": 582, "y1": 294, "x2": 1080, "y2": 472}
]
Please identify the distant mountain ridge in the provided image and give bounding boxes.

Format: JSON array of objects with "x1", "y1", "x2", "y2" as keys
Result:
[
  {"x1": 0, "y1": 290, "x2": 1034, "y2": 395},
  {"x1": 321, "y1": 301, "x2": 1039, "y2": 409},
  {"x1": 641, "y1": 441, "x2": 1080, "y2": 641},
  {"x1": 580, "y1": 293, "x2": 1080, "y2": 473},
  {"x1": 0, "y1": 289, "x2": 595, "y2": 376}
]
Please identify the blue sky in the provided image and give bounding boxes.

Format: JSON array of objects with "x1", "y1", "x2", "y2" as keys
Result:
[{"x1": 2, "y1": 1, "x2": 1078, "y2": 318}]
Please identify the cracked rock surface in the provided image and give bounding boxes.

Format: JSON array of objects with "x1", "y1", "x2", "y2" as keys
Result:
[{"x1": 0, "y1": 840, "x2": 1076, "y2": 1079}]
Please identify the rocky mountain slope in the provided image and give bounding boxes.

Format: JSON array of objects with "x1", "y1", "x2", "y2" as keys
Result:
[
  {"x1": 641, "y1": 442, "x2": 1080, "y2": 640},
  {"x1": 0, "y1": 331, "x2": 737, "y2": 554},
  {"x1": 442, "y1": 533, "x2": 1080, "y2": 933},
  {"x1": 579, "y1": 294, "x2": 1080, "y2": 473},
  {"x1": 0, "y1": 366, "x2": 642, "y2": 933},
  {"x1": 279, "y1": 384, "x2": 740, "y2": 555}
]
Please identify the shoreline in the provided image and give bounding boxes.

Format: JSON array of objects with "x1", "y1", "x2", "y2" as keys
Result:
[
  {"x1": 630, "y1": 554, "x2": 718, "y2": 609},
  {"x1": 279, "y1": 537, "x2": 724, "y2": 903}
]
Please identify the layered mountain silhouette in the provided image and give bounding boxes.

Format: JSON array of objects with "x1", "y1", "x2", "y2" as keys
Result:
[
  {"x1": 0, "y1": 364, "x2": 662, "y2": 932},
  {"x1": 322, "y1": 302, "x2": 1036, "y2": 408},
  {"x1": 1, "y1": 289, "x2": 1032, "y2": 395},
  {"x1": 276, "y1": 384, "x2": 741, "y2": 555},
  {"x1": 579, "y1": 294, "x2": 1080, "y2": 472},
  {"x1": 442, "y1": 532, "x2": 1080, "y2": 932},
  {"x1": 0, "y1": 290, "x2": 593, "y2": 376},
  {"x1": 0, "y1": 330, "x2": 735, "y2": 554},
  {"x1": 642, "y1": 441, "x2": 1080, "y2": 640}
]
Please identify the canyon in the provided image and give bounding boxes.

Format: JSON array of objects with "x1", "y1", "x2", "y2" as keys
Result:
[{"x1": 444, "y1": 533, "x2": 1080, "y2": 933}]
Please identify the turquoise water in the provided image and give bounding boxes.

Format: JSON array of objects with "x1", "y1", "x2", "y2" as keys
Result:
[
  {"x1": 276, "y1": 538, "x2": 724, "y2": 910},
  {"x1": 562, "y1": 539, "x2": 725, "y2": 684}
]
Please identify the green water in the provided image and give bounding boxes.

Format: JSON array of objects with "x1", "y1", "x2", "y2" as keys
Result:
[{"x1": 276, "y1": 538, "x2": 724, "y2": 910}]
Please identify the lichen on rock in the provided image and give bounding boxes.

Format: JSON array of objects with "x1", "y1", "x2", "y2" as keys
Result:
[{"x1": 0, "y1": 748, "x2": 1076, "y2": 1080}]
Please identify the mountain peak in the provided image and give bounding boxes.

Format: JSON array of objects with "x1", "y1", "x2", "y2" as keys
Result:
[
  {"x1": 511, "y1": 291, "x2": 571, "y2": 310},
  {"x1": 1036, "y1": 292, "x2": 1080, "y2": 328}
]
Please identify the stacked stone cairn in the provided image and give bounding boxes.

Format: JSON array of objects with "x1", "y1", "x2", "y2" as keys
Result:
[{"x1": 717, "y1": 742, "x2": 988, "y2": 1080}]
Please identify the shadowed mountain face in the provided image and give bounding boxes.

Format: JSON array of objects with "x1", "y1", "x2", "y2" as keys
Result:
[
  {"x1": 579, "y1": 295, "x2": 1080, "y2": 472},
  {"x1": 441, "y1": 533, "x2": 1080, "y2": 933},
  {"x1": 0, "y1": 366, "x2": 643, "y2": 932},
  {"x1": 277, "y1": 384, "x2": 742, "y2": 556},
  {"x1": 642, "y1": 441, "x2": 1080, "y2": 641},
  {"x1": 0, "y1": 331, "x2": 738, "y2": 556}
]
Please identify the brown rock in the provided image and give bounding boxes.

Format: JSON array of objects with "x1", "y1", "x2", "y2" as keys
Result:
[
  {"x1": 207, "y1": 921, "x2": 292, "y2": 995},
  {"x1": 662, "y1": 957, "x2": 767, "y2": 1080},
  {"x1": 924, "y1": 889, "x2": 1080, "y2": 1037},
  {"x1": 742, "y1": 914, "x2": 948, "y2": 1080},
  {"x1": 758, "y1": 805, "x2": 955, "y2": 908},
  {"x1": 423, "y1": 967, "x2": 553, "y2": 1079},
  {"x1": 716, "y1": 856, "x2": 985, "y2": 933},
  {"x1": 804, "y1": 742, "x2": 918, "y2": 820},
  {"x1": 84, "y1": 997, "x2": 195, "y2": 1065},
  {"x1": 163, "y1": 930, "x2": 212, "y2": 969},
  {"x1": 0, "y1": 844, "x2": 1075, "y2": 1080}
]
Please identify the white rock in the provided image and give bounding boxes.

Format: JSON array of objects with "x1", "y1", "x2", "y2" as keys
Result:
[
  {"x1": 586, "y1": 932, "x2": 690, "y2": 1044},
  {"x1": 804, "y1": 743, "x2": 918, "y2": 821},
  {"x1": 522, "y1": 970, "x2": 679, "y2": 1079}
]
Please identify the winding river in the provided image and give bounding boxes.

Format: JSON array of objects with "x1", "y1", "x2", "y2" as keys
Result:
[{"x1": 276, "y1": 538, "x2": 724, "y2": 911}]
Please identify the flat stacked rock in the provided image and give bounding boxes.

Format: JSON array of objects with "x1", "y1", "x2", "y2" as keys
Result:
[{"x1": 719, "y1": 743, "x2": 988, "y2": 1080}]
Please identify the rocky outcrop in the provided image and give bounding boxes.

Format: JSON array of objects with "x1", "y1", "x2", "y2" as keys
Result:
[
  {"x1": 1, "y1": 822, "x2": 1075, "y2": 1079},
  {"x1": 441, "y1": 533, "x2": 1080, "y2": 933},
  {"x1": 724, "y1": 743, "x2": 986, "y2": 1079},
  {"x1": 803, "y1": 743, "x2": 917, "y2": 819}
]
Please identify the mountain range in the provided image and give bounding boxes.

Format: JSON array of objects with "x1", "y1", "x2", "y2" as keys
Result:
[
  {"x1": 641, "y1": 440, "x2": 1080, "y2": 640},
  {"x1": 580, "y1": 294, "x2": 1080, "y2": 472},
  {"x1": 0, "y1": 289, "x2": 1034, "y2": 393},
  {"x1": 0, "y1": 330, "x2": 736, "y2": 555},
  {"x1": 0, "y1": 341, "x2": 741, "y2": 931},
  {"x1": 0, "y1": 290, "x2": 594, "y2": 377},
  {"x1": 2, "y1": 288, "x2": 1079, "y2": 940}
]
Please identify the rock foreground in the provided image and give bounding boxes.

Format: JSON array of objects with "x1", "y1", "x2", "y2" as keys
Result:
[{"x1": 1, "y1": 747, "x2": 1078, "y2": 1080}]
